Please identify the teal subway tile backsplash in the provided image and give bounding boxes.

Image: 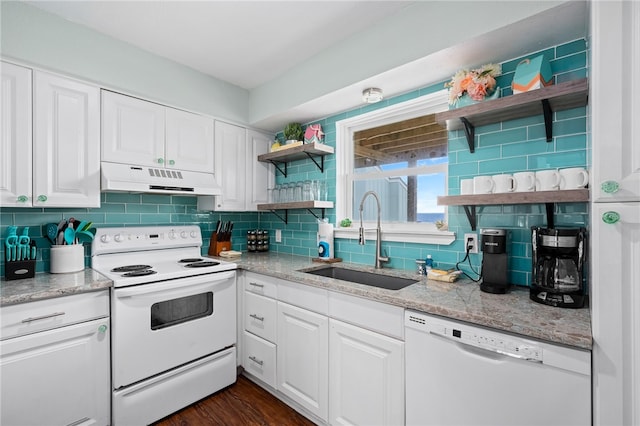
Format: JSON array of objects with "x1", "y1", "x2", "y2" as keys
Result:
[{"x1": 1, "y1": 39, "x2": 589, "y2": 288}]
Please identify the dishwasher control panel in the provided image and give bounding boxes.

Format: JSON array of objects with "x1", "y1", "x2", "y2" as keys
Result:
[{"x1": 406, "y1": 311, "x2": 543, "y2": 363}]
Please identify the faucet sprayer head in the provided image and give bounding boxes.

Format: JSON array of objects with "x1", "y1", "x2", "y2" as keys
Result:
[{"x1": 358, "y1": 227, "x2": 366, "y2": 245}]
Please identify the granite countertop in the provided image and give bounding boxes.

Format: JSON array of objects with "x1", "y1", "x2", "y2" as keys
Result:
[
  {"x1": 225, "y1": 252, "x2": 592, "y2": 350},
  {"x1": 0, "y1": 253, "x2": 592, "y2": 350},
  {"x1": 0, "y1": 269, "x2": 112, "y2": 306}
]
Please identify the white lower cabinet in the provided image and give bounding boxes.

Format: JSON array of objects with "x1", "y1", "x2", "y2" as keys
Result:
[
  {"x1": 240, "y1": 271, "x2": 404, "y2": 425},
  {"x1": 329, "y1": 319, "x2": 404, "y2": 426},
  {"x1": 0, "y1": 292, "x2": 110, "y2": 426},
  {"x1": 277, "y1": 301, "x2": 329, "y2": 422}
]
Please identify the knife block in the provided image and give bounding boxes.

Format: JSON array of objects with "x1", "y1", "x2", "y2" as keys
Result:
[
  {"x1": 5, "y1": 259, "x2": 36, "y2": 281},
  {"x1": 208, "y1": 232, "x2": 231, "y2": 257}
]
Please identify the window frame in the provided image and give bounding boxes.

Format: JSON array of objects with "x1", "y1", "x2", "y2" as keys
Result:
[{"x1": 335, "y1": 90, "x2": 455, "y2": 245}]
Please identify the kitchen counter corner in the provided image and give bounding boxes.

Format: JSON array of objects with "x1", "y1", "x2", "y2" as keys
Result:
[{"x1": 1, "y1": 269, "x2": 112, "y2": 306}]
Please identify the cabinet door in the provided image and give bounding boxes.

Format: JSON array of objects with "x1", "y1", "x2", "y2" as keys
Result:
[
  {"x1": 0, "y1": 318, "x2": 110, "y2": 426},
  {"x1": 213, "y1": 121, "x2": 247, "y2": 210},
  {"x1": 0, "y1": 62, "x2": 32, "y2": 207},
  {"x1": 329, "y1": 318, "x2": 404, "y2": 426},
  {"x1": 277, "y1": 301, "x2": 328, "y2": 421},
  {"x1": 591, "y1": 203, "x2": 640, "y2": 425},
  {"x1": 591, "y1": 1, "x2": 640, "y2": 203},
  {"x1": 247, "y1": 129, "x2": 274, "y2": 209},
  {"x1": 102, "y1": 90, "x2": 165, "y2": 168},
  {"x1": 33, "y1": 72, "x2": 100, "y2": 207},
  {"x1": 165, "y1": 108, "x2": 214, "y2": 173}
]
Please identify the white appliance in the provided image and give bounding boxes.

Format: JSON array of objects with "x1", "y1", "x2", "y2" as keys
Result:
[
  {"x1": 91, "y1": 225, "x2": 237, "y2": 425},
  {"x1": 405, "y1": 310, "x2": 591, "y2": 426},
  {"x1": 101, "y1": 161, "x2": 222, "y2": 196}
]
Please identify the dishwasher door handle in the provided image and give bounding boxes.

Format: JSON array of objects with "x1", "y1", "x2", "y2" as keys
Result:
[{"x1": 428, "y1": 330, "x2": 543, "y2": 364}]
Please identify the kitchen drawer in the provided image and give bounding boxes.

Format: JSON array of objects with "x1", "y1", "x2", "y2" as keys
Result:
[
  {"x1": 244, "y1": 272, "x2": 278, "y2": 299},
  {"x1": 244, "y1": 291, "x2": 277, "y2": 343},
  {"x1": 329, "y1": 291, "x2": 404, "y2": 340},
  {"x1": 278, "y1": 279, "x2": 328, "y2": 315},
  {"x1": 243, "y1": 330, "x2": 277, "y2": 389},
  {"x1": 1, "y1": 291, "x2": 109, "y2": 340}
]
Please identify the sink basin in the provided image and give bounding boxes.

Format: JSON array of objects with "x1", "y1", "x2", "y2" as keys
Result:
[{"x1": 301, "y1": 266, "x2": 418, "y2": 290}]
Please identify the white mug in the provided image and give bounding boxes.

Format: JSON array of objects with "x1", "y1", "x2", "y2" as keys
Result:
[
  {"x1": 559, "y1": 167, "x2": 589, "y2": 190},
  {"x1": 460, "y1": 179, "x2": 473, "y2": 195},
  {"x1": 513, "y1": 171, "x2": 536, "y2": 192},
  {"x1": 492, "y1": 174, "x2": 516, "y2": 193},
  {"x1": 535, "y1": 170, "x2": 561, "y2": 191},
  {"x1": 473, "y1": 176, "x2": 495, "y2": 194}
]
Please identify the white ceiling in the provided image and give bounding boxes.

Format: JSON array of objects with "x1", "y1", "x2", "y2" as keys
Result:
[
  {"x1": 24, "y1": 0, "x2": 414, "y2": 90},
  {"x1": 22, "y1": 1, "x2": 587, "y2": 131}
]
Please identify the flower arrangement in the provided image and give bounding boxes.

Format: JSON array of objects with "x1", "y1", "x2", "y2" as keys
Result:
[{"x1": 445, "y1": 63, "x2": 502, "y2": 105}]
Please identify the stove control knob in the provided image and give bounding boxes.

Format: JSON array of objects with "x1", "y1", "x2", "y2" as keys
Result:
[
  {"x1": 114, "y1": 233, "x2": 124, "y2": 243},
  {"x1": 168, "y1": 230, "x2": 177, "y2": 240},
  {"x1": 100, "y1": 234, "x2": 111, "y2": 243},
  {"x1": 190, "y1": 230, "x2": 198, "y2": 238},
  {"x1": 180, "y1": 231, "x2": 188, "y2": 239}
]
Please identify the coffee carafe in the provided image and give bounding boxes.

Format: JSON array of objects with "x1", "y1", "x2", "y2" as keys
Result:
[{"x1": 530, "y1": 227, "x2": 587, "y2": 308}]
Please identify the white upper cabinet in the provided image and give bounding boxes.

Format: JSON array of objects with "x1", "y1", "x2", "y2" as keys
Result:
[
  {"x1": 33, "y1": 71, "x2": 100, "y2": 208},
  {"x1": 0, "y1": 62, "x2": 32, "y2": 207},
  {"x1": 1, "y1": 64, "x2": 100, "y2": 208},
  {"x1": 101, "y1": 90, "x2": 165, "y2": 168},
  {"x1": 102, "y1": 90, "x2": 214, "y2": 173},
  {"x1": 213, "y1": 120, "x2": 247, "y2": 211},
  {"x1": 247, "y1": 129, "x2": 274, "y2": 209},
  {"x1": 199, "y1": 121, "x2": 272, "y2": 211},
  {"x1": 165, "y1": 108, "x2": 214, "y2": 173}
]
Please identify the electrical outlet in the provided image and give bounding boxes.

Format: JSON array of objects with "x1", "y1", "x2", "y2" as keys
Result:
[
  {"x1": 464, "y1": 233, "x2": 478, "y2": 254},
  {"x1": 275, "y1": 229, "x2": 282, "y2": 243}
]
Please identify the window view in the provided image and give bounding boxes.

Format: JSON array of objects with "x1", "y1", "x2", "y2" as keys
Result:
[{"x1": 351, "y1": 114, "x2": 448, "y2": 223}]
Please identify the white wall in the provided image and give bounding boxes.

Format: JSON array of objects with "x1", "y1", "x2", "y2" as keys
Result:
[{"x1": 0, "y1": 1, "x2": 249, "y2": 124}]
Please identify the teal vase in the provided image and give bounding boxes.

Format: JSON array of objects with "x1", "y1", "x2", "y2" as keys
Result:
[{"x1": 451, "y1": 87, "x2": 500, "y2": 109}]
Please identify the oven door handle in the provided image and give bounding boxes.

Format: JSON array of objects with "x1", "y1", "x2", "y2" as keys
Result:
[{"x1": 114, "y1": 270, "x2": 235, "y2": 298}]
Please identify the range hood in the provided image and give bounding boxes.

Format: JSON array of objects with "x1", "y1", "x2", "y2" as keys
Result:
[{"x1": 101, "y1": 162, "x2": 222, "y2": 196}]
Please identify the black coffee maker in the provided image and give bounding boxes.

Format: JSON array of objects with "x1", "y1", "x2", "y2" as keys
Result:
[
  {"x1": 480, "y1": 229, "x2": 509, "y2": 294},
  {"x1": 530, "y1": 227, "x2": 587, "y2": 308}
]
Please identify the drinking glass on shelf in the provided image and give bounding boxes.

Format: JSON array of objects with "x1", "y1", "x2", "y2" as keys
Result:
[
  {"x1": 316, "y1": 181, "x2": 327, "y2": 201},
  {"x1": 303, "y1": 180, "x2": 312, "y2": 201},
  {"x1": 286, "y1": 183, "x2": 295, "y2": 203},
  {"x1": 294, "y1": 182, "x2": 303, "y2": 202},
  {"x1": 280, "y1": 183, "x2": 290, "y2": 203}
]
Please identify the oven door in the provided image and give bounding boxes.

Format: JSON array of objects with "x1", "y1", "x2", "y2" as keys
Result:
[{"x1": 111, "y1": 270, "x2": 236, "y2": 389}]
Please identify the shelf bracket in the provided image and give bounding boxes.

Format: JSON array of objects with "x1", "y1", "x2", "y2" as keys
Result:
[
  {"x1": 462, "y1": 205, "x2": 477, "y2": 231},
  {"x1": 305, "y1": 208, "x2": 326, "y2": 220},
  {"x1": 545, "y1": 203, "x2": 555, "y2": 229},
  {"x1": 459, "y1": 117, "x2": 475, "y2": 153},
  {"x1": 541, "y1": 99, "x2": 553, "y2": 142},
  {"x1": 269, "y1": 160, "x2": 288, "y2": 177},
  {"x1": 269, "y1": 209, "x2": 288, "y2": 224},
  {"x1": 303, "y1": 152, "x2": 325, "y2": 173}
]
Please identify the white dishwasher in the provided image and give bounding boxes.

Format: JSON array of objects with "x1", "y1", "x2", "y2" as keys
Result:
[{"x1": 405, "y1": 310, "x2": 591, "y2": 426}]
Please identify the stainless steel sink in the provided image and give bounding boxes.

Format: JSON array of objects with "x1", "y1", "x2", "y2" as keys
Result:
[{"x1": 301, "y1": 266, "x2": 418, "y2": 290}]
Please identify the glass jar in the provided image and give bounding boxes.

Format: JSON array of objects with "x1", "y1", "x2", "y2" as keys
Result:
[
  {"x1": 247, "y1": 230, "x2": 257, "y2": 241},
  {"x1": 247, "y1": 241, "x2": 257, "y2": 252},
  {"x1": 416, "y1": 259, "x2": 426, "y2": 275}
]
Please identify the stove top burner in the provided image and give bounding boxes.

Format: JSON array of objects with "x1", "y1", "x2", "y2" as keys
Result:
[
  {"x1": 184, "y1": 261, "x2": 220, "y2": 268},
  {"x1": 179, "y1": 258, "x2": 204, "y2": 263},
  {"x1": 122, "y1": 270, "x2": 157, "y2": 277},
  {"x1": 111, "y1": 265, "x2": 153, "y2": 273}
]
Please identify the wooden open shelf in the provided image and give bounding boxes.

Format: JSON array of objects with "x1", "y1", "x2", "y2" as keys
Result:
[
  {"x1": 257, "y1": 200, "x2": 334, "y2": 224},
  {"x1": 438, "y1": 189, "x2": 589, "y2": 230},
  {"x1": 435, "y1": 79, "x2": 588, "y2": 152},
  {"x1": 257, "y1": 142, "x2": 334, "y2": 177}
]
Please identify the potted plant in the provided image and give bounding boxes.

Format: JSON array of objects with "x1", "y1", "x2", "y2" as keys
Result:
[{"x1": 283, "y1": 123, "x2": 304, "y2": 144}]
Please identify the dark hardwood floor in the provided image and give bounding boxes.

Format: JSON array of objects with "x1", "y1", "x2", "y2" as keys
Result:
[{"x1": 152, "y1": 375, "x2": 315, "y2": 426}]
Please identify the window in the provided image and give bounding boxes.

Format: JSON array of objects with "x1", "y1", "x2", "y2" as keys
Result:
[{"x1": 335, "y1": 90, "x2": 455, "y2": 244}]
